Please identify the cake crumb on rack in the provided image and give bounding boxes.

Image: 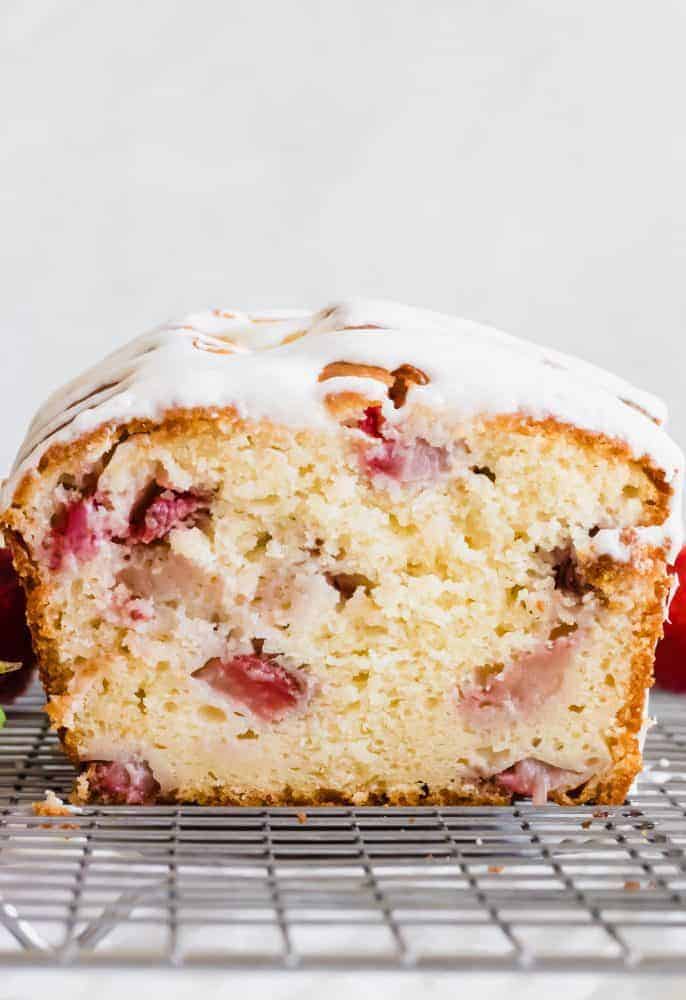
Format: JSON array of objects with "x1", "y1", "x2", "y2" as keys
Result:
[{"x1": 32, "y1": 790, "x2": 81, "y2": 828}]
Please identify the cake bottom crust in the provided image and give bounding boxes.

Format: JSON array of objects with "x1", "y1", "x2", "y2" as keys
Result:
[{"x1": 70, "y1": 760, "x2": 638, "y2": 808}]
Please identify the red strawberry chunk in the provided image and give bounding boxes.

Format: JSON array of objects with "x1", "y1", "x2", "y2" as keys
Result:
[
  {"x1": 130, "y1": 488, "x2": 207, "y2": 544},
  {"x1": 0, "y1": 548, "x2": 35, "y2": 702},
  {"x1": 495, "y1": 758, "x2": 582, "y2": 805},
  {"x1": 357, "y1": 406, "x2": 385, "y2": 439},
  {"x1": 458, "y1": 638, "x2": 574, "y2": 722},
  {"x1": 46, "y1": 498, "x2": 102, "y2": 570},
  {"x1": 87, "y1": 760, "x2": 159, "y2": 804},
  {"x1": 356, "y1": 405, "x2": 448, "y2": 484},
  {"x1": 193, "y1": 654, "x2": 306, "y2": 722},
  {"x1": 362, "y1": 437, "x2": 448, "y2": 484}
]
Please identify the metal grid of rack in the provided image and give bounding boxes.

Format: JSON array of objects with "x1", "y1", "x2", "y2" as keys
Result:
[{"x1": 0, "y1": 684, "x2": 685, "y2": 971}]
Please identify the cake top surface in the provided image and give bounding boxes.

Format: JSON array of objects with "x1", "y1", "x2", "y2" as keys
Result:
[{"x1": 2, "y1": 299, "x2": 683, "y2": 518}]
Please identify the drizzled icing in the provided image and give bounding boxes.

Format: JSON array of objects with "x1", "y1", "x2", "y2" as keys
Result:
[{"x1": 2, "y1": 299, "x2": 683, "y2": 556}]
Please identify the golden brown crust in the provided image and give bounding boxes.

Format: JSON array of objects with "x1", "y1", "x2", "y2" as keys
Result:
[{"x1": 1, "y1": 403, "x2": 674, "y2": 808}]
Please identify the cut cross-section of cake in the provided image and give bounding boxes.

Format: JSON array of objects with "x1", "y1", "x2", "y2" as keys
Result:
[{"x1": 1, "y1": 300, "x2": 682, "y2": 805}]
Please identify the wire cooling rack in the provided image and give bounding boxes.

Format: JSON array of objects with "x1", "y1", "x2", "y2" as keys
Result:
[{"x1": 0, "y1": 685, "x2": 685, "y2": 972}]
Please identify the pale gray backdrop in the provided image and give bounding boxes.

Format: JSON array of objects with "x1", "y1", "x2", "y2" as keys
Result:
[{"x1": 2, "y1": 1, "x2": 685, "y2": 473}]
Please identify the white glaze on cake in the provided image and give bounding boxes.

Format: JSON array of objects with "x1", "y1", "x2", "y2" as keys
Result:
[{"x1": 3, "y1": 299, "x2": 683, "y2": 556}]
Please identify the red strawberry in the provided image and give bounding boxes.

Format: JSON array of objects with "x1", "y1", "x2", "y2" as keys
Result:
[
  {"x1": 495, "y1": 758, "x2": 582, "y2": 806},
  {"x1": 0, "y1": 548, "x2": 35, "y2": 703},
  {"x1": 45, "y1": 498, "x2": 102, "y2": 570},
  {"x1": 654, "y1": 546, "x2": 686, "y2": 693},
  {"x1": 666, "y1": 547, "x2": 686, "y2": 628},
  {"x1": 356, "y1": 406, "x2": 449, "y2": 484},
  {"x1": 362, "y1": 436, "x2": 449, "y2": 483},
  {"x1": 357, "y1": 406, "x2": 385, "y2": 439},
  {"x1": 193, "y1": 654, "x2": 306, "y2": 721},
  {"x1": 87, "y1": 760, "x2": 159, "y2": 805},
  {"x1": 653, "y1": 631, "x2": 686, "y2": 693},
  {"x1": 129, "y1": 486, "x2": 208, "y2": 544}
]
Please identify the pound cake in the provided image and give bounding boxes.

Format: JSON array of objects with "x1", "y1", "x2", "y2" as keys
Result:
[{"x1": 0, "y1": 300, "x2": 682, "y2": 806}]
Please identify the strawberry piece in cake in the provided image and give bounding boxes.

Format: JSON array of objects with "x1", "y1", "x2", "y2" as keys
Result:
[
  {"x1": 495, "y1": 759, "x2": 584, "y2": 806},
  {"x1": 362, "y1": 436, "x2": 449, "y2": 483},
  {"x1": 86, "y1": 760, "x2": 159, "y2": 805},
  {"x1": 129, "y1": 486, "x2": 208, "y2": 544},
  {"x1": 458, "y1": 637, "x2": 575, "y2": 722},
  {"x1": 357, "y1": 405, "x2": 448, "y2": 483},
  {"x1": 193, "y1": 654, "x2": 307, "y2": 722},
  {"x1": 45, "y1": 498, "x2": 104, "y2": 570},
  {"x1": 357, "y1": 405, "x2": 385, "y2": 439}
]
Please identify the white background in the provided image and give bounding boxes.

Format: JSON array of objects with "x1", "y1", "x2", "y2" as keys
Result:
[{"x1": 2, "y1": 1, "x2": 686, "y2": 997}]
